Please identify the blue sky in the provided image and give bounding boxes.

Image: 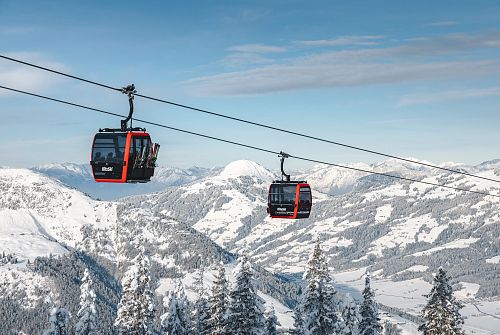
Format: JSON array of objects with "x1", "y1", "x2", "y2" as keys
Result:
[{"x1": 1, "y1": 0, "x2": 500, "y2": 170}]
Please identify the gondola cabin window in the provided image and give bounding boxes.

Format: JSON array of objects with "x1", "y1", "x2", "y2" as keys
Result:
[
  {"x1": 92, "y1": 134, "x2": 127, "y2": 164},
  {"x1": 269, "y1": 184, "x2": 297, "y2": 205}
]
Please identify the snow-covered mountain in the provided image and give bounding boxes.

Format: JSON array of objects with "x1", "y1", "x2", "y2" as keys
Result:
[
  {"x1": 123, "y1": 158, "x2": 500, "y2": 334},
  {"x1": 0, "y1": 167, "x2": 296, "y2": 334},
  {"x1": 32, "y1": 163, "x2": 216, "y2": 200},
  {"x1": 2, "y1": 157, "x2": 500, "y2": 334}
]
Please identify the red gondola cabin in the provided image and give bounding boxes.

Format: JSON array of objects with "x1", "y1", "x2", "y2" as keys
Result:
[
  {"x1": 90, "y1": 84, "x2": 160, "y2": 183},
  {"x1": 90, "y1": 130, "x2": 159, "y2": 183},
  {"x1": 268, "y1": 181, "x2": 312, "y2": 219},
  {"x1": 267, "y1": 152, "x2": 313, "y2": 219}
]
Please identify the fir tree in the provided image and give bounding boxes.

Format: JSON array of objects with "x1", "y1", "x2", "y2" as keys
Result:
[
  {"x1": 289, "y1": 304, "x2": 304, "y2": 335},
  {"x1": 75, "y1": 268, "x2": 98, "y2": 335},
  {"x1": 342, "y1": 294, "x2": 360, "y2": 335},
  {"x1": 265, "y1": 306, "x2": 280, "y2": 335},
  {"x1": 383, "y1": 320, "x2": 401, "y2": 335},
  {"x1": 301, "y1": 239, "x2": 343, "y2": 335},
  {"x1": 208, "y1": 262, "x2": 229, "y2": 335},
  {"x1": 43, "y1": 306, "x2": 71, "y2": 335},
  {"x1": 226, "y1": 255, "x2": 266, "y2": 335},
  {"x1": 419, "y1": 267, "x2": 464, "y2": 335},
  {"x1": 114, "y1": 248, "x2": 155, "y2": 335},
  {"x1": 193, "y1": 268, "x2": 211, "y2": 335},
  {"x1": 161, "y1": 280, "x2": 191, "y2": 335},
  {"x1": 358, "y1": 274, "x2": 382, "y2": 335}
]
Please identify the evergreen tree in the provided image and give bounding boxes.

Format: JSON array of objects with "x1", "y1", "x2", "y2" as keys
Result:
[
  {"x1": 358, "y1": 274, "x2": 382, "y2": 335},
  {"x1": 208, "y1": 263, "x2": 229, "y2": 335},
  {"x1": 43, "y1": 306, "x2": 71, "y2": 335},
  {"x1": 226, "y1": 255, "x2": 266, "y2": 335},
  {"x1": 383, "y1": 320, "x2": 401, "y2": 335},
  {"x1": 114, "y1": 248, "x2": 155, "y2": 335},
  {"x1": 419, "y1": 267, "x2": 464, "y2": 335},
  {"x1": 265, "y1": 306, "x2": 280, "y2": 335},
  {"x1": 301, "y1": 239, "x2": 343, "y2": 335},
  {"x1": 161, "y1": 280, "x2": 191, "y2": 335},
  {"x1": 75, "y1": 268, "x2": 98, "y2": 335},
  {"x1": 342, "y1": 294, "x2": 360, "y2": 335},
  {"x1": 193, "y1": 268, "x2": 211, "y2": 335},
  {"x1": 289, "y1": 304, "x2": 304, "y2": 335}
]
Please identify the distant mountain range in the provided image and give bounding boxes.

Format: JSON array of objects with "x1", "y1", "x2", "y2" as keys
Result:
[
  {"x1": 32, "y1": 163, "x2": 218, "y2": 200},
  {"x1": 1, "y1": 158, "x2": 499, "y2": 334}
]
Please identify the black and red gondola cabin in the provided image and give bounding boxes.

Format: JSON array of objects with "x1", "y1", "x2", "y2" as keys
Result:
[
  {"x1": 90, "y1": 84, "x2": 159, "y2": 183},
  {"x1": 90, "y1": 130, "x2": 159, "y2": 183},
  {"x1": 267, "y1": 152, "x2": 312, "y2": 219},
  {"x1": 268, "y1": 181, "x2": 312, "y2": 219}
]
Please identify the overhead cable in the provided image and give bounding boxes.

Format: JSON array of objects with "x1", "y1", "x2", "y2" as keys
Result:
[
  {"x1": 1, "y1": 84, "x2": 498, "y2": 199},
  {"x1": 0, "y1": 54, "x2": 498, "y2": 184}
]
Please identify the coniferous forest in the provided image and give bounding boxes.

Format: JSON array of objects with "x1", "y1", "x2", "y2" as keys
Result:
[{"x1": 4, "y1": 240, "x2": 465, "y2": 335}]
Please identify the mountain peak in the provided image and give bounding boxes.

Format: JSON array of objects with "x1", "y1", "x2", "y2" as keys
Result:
[{"x1": 218, "y1": 160, "x2": 275, "y2": 181}]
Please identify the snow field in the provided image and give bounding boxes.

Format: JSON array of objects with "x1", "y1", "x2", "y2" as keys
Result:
[
  {"x1": 375, "y1": 204, "x2": 393, "y2": 224},
  {"x1": 0, "y1": 209, "x2": 69, "y2": 260},
  {"x1": 370, "y1": 214, "x2": 440, "y2": 257},
  {"x1": 410, "y1": 237, "x2": 480, "y2": 257}
]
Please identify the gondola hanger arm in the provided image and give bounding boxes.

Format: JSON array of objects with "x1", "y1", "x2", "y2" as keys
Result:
[
  {"x1": 279, "y1": 151, "x2": 291, "y2": 182},
  {"x1": 120, "y1": 84, "x2": 137, "y2": 131}
]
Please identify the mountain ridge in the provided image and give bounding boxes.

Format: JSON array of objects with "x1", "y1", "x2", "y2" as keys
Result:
[{"x1": 1, "y1": 158, "x2": 499, "y2": 333}]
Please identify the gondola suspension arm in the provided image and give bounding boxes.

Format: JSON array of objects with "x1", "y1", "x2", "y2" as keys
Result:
[
  {"x1": 279, "y1": 151, "x2": 291, "y2": 182},
  {"x1": 121, "y1": 84, "x2": 137, "y2": 131}
]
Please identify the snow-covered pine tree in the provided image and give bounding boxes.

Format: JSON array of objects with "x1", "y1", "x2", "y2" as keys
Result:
[
  {"x1": 419, "y1": 267, "x2": 465, "y2": 335},
  {"x1": 383, "y1": 320, "x2": 401, "y2": 335},
  {"x1": 42, "y1": 306, "x2": 71, "y2": 335},
  {"x1": 265, "y1": 306, "x2": 280, "y2": 335},
  {"x1": 301, "y1": 238, "x2": 343, "y2": 335},
  {"x1": 114, "y1": 247, "x2": 155, "y2": 335},
  {"x1": 342, "y1": 294, "x2": 360, "y2": 335},
  {"x1": 358, "y1": 274, "x2": 382, "y2": 335},
  {"x1": 160, "y1": 280, "x2": 191, "y2": 335},
  {"x1": 226, "y1": 255, "x2": 266, "y2": 335},
  {"x1": 193, "y1": 268, "x2": 211, "y2": 335},
  {"x1": 208, "y1": 262, "x2": 229, "y2": 335},
  {"x1": 75, "y1": 268, "x2": 98, "y2": 335},
  {"x1": 289, "y1": 304, "x2": 304, "y2": 335}
]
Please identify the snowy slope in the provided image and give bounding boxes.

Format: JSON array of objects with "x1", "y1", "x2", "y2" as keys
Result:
[
  {"x1": 121, "y1": 159, "x2": 500, "y2": 334},
  {"x1": 0, "y1": 209, "x2": 69, "y2": 259},
  {"x1": 0, "y1": 167, "x2": 296, "y2": 331},
  {"x1": 135, "y1": 159, "x2": 499, "y2": 274},
  {"x1": 0, "y1": 168, "x2": 117, "y2": 253},
  {"x1": 2, "y1": 159, "x2": 500, "y2": 334}
]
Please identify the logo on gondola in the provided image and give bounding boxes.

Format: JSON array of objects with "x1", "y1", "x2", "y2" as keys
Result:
[
  {"x1": 102, "y1": 167, "x2": 113, "y2": 172},
  {"x1": 277, "y1": 207, "x2": 287, "y2": 212}
]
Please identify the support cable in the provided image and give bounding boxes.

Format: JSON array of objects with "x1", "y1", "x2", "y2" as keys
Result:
[
  {"x1": 0, "y1": 54, "x2": 498, "y2": 184},
  {"x1": 1, "y1": 84, "x2": 498, "y2": 199}
]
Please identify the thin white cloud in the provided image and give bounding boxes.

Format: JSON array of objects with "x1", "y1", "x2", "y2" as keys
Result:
[
  {"x1": 399, "y1": 87, "x2": 500, "y2": 106},
  {"x1": 297, "y1": 35, "x2": 385, "y2": 47},
  {"x1": 425, "y1": 21, "x2": 457, "y2": 27},
  {"x1": 228, "y1": 44, "x2": 286, "y2": 53},
  {"x1": 190, "y1": 61, "x2": 499, "y2": 95},
  {"x1": 221, "y1": 53, "x2": 274, "y2": 67},
  {"x1": 0, "y1": 27, "x2": 34, "y2": 36},
  {"x1": 189, "y1": 31, "x2": 500, "y2": 95},
  {"x1": 0, "y1": 52, "x2": 67, "y2": 96}
]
